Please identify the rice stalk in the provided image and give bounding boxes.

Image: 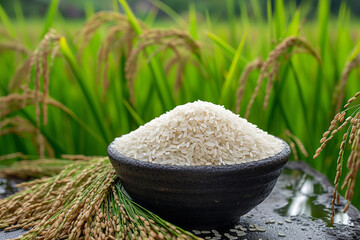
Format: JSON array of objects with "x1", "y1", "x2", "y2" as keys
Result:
[
  {"x1": 0, "y1": 158, "x2": 75, "y2": 179},
  {"x1": 314, "y1": 91, "x2": 360, "y2": 224},
  {"x1": 236, "y1": 58, "x2": 263, "y2": 114},
  {"x1": 125, "y1": 29, "x2": 200, "y2": 104},
  {"x1": 76, "y1": 11, "x2": 146, "y2": 56},
  {"x1": 60, "y1": 154, "x2": 105, "y2": 161},
  {"x1": 0, "y1": 90, "x2": 106, "y2": 147},
  {"x1": 5, "y1": 29, "x2": 62, "y2": 157},
  {"x1": 0, "y1": 42, "x2": 30, "y2": 55},
  {"x1": 263, "y1": 60, "x2": 280, "y2": 110},
  {"x1": 284, "y1": 129, "x2": 308, "y2": 161},
  {"x1": 332, "y1": 53, "x2": 360, "y2": 114},
  {"x1": 96, "y1": 24, "x2": 136, "y2": 101},
  {"x1": 8, "y1": 56, "x2": 33, "y2": 92},
  {"x1": 0, "y1": 116, "x2": 54, "y2": 157},
  {"x1": 0, "y1": 158, "x2": 200, "y2": 240},
  {"x1": 289, "y1": 140, "x2": 299, "y2": 161},
  {"x1": 0, "y1": 27, "x2": 12, "y2": 39},
  {"x1": 75, "y1": 11, "x2": 142, "y2": 102},
  {"x1": 1, "y1": 91, "x2": 59, "y2": 117},
  {"x1": 174, "y1": 58, "x2": 186, "y2": 98},
  {"x1": 0, "y1": 152, "x2": 29, "y2": 161},
  {"x1": 245, "y1": 36, "x2": 321, "y2": 119},
  {"x1": 76, "y1": 11, "x2": 133, "y2": 53}
]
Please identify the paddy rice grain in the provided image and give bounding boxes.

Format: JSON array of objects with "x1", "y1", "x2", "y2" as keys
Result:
[{"x1": 112, "y1": 101, "x2": 284, "y2": 166}]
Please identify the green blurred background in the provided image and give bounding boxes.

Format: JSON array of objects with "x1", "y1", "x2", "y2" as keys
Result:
[
  {"x1": 0, "y1": 0, "x2": 360, "y2": 210},
  {"x1": 1, "y1": 0, "x2": 360, "y2": 19}
]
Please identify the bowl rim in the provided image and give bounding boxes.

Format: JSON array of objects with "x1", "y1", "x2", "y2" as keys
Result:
[{"x1": 107, "y1": 138, "x2": 291, "y2": 173}]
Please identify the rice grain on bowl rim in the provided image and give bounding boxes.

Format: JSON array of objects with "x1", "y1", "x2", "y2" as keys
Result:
[{"x1": 111, "y1": 100, "x2": 284, "y2": 166}]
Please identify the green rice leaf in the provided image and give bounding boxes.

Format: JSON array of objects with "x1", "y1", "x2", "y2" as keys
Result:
[
  {"x1": 274, "y1": 0, "x2": 286, "y2": 39},
  {"x1": 206, "y1": 31, "x2": 236, "y2": 59},
  {"x1": 122, "y1": 99, "x2": 145, "y2": 126},
  {"x1": 267, "y1": 0, "x2": 274, "y2": 41},
  {"x1": 239, "y1": 0, "x2": 249, "y2": 29},
  {"x1": 59, "y1": 37, "x2": 110, "y2": 143},
  {"x1": 250, "y1": 0, "x2": 263, "y2": 23},
  {"x1": 0, "y1": 3, "x2": 16, "y2": 38},
  {"x1": 219, "y1": 31, "x2": 247, "y2": 105},
  {"x1": 285, "y1": 9, "x2": 300, "y2": 37},
  {"x1": 189, "y1": 2, "x2": 198, "y2": 40},
  {"x1": 119, "y1": 0, "x2": 142, "y2": 35},
  {"x1": 318, "y1": 0, "x2": 329, "y2": 57},
  {"x1": 150, "y1": 0, "x2": 186, "y2": 26},
  {"x1": 226, "y1": 0, "x2": 236, "y2": 46},
  {"x1": 204, "y1": 10, "x2": 212, "y2": 29},
  {"x1": 84, "y1": 1, "x2": 95, "y2": 20},
  {"x1": 348, "y1": 39, "x2": 360, "y2": 62},
  {"x1": 41, "y1": 0, "x2": 60, "y2": 37},
  {"x1": 144, "y1": 8, "x2": 158, "y2": 26}
]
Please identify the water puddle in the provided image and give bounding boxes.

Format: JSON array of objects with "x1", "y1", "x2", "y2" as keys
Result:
[
  {"x1": 275, "y1": 169, "x2": 353, "y2": 226},
  {"x1": 0, "y1": 178, "x2": 22, "y2": 198}
]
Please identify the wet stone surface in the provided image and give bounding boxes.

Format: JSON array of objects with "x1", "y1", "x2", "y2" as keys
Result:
[
  {"x1": 0, "y1": 177, "x2": 23, "y2": 199},
  {"x1": 1, "y1": 161, "x2": 360, "y2": 240}
]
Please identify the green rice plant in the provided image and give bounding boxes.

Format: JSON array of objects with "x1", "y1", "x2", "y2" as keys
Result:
[
  {"x1": 0, "y1": 157, "x2": 199, "y2": 239},
  {"x1": 244, "y1": 36, "x2": 320, "y2": 119},
  {"x1": 1, "y1": 0, "x2": 360, "y2": 215},
  {"x1": 314, "y1": 48, "x2": 360, "y2": 224},
  {"x1": 226, "y1": 0, "x2": 236, "y2": 46},
  {"x1": 41, "y1": 0, "x2": 59, "y2": 38},
  {"x1": 149, "y1": 0, "x2": 186, "y2": 27},
  {"x1": 0, "y1": 3, "x2": 16, "y2": 38},
  {"x1": 219, "y1": 32, "x2": 247, "y2": 109}
]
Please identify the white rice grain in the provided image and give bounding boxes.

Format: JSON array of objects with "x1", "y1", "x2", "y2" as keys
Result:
[{"x1": 111, "y1": 101, "x2": 284, "y2": 166}]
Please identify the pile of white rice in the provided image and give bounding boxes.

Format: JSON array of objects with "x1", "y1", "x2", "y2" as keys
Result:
[{"x1": 111, "y1": 101, "x2": 284, "y2": 166}]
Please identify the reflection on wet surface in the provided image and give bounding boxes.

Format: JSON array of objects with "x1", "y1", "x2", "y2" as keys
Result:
[
  {"x1": 0, "y1": 178, "x2": 22, "y2": 198},
  {"x1": 275, "y1": 169, "x2": 353, "y2": 226},
  {"x1": 1, "y1": 165, "x2": 359, "y2": 240},
  {"x1": 0, "y1": 169, "x2": 355, "y2": 227}
]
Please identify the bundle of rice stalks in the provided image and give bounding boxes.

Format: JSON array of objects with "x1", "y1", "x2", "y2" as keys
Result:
[
  {"x1": 0, "y1": 158, "x2": 80, "y2": 179},
  {"x1": 0, "y1": 157, "x2": 200, "y2": 240},
  {"x1": 314, "y1": 45, "x2": 360, "y2": 224},
  {"x1": 76, "y1": 11, "x2": 140, "y2": 100},
  {"x1": 242, "y1": 36, "x2": 321, "y2": 118},
  {"x1": 0, "y1": 89, "x2": 105, "y2": 157},
  {"x1": 0, "y1": 116, "x2": 53, "y2": 157},
  {"x1": 1, "y1": 30, "x2": 61, "y2": 157},
  {"x1": 125, "y1": 29, "x2": 200, "y2": 104},
  {"x1": 314, "y1": 90, "x2": 360, "y2": 224}
]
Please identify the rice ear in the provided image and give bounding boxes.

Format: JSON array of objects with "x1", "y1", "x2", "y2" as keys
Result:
[
  {"x1": 236, "y1": 58, "x2": 263, "y2": 114},
  {"x1": 332, "y1": 53, "x2": 360, "y2": 113},
  {"x1": 284, "y1": 129, "x2": 308, "y2": 159},
  {"x1": 76, "y1": 11, "x2": 143, "y2": 58},
  {"x1": 314, "y1": 91, "x2": 360, "y2": 224},
  {"x1": 0, "y1": 116, "x2": 54, "y2": 157},
  {"x1": 77, "y1": 13, "x2": 140, "y2": 102},
  {"x1": 96, "y1": 25, "x2": 136, "y2": 101},
  {"x1": 0, "y1": 42, "x2": 30, "y2": 55},
  {"x1": 125, "y1": 29, "x2": 200, "y2": 104},
  {"x1": 60, "y1": 154, "x2": 103, "y2": 161},
  {"x1": 0, "y1": 90, "x2": 68, "y2": 118},
  {"x1": 0, "y1": 152, "x2": 28, "y2": 161},
  {"x1": 245, "y1": 36, "x2": 320, "y2": 118},
  {"x1": 0, "y1": 158, "x2": 67, "y2": 179},
  {"x1": 8, "y1": 55, "x2": 33, "y2": 92}
]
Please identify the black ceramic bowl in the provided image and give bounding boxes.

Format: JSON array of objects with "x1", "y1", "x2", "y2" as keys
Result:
[{"x1": 108, "y1": 140, "x2": 290, "y2": 229}]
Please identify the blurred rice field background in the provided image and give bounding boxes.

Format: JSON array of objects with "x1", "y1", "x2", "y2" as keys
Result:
[{"x1": 0, "y1": 0, "x2": 360, "y2": 209}]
